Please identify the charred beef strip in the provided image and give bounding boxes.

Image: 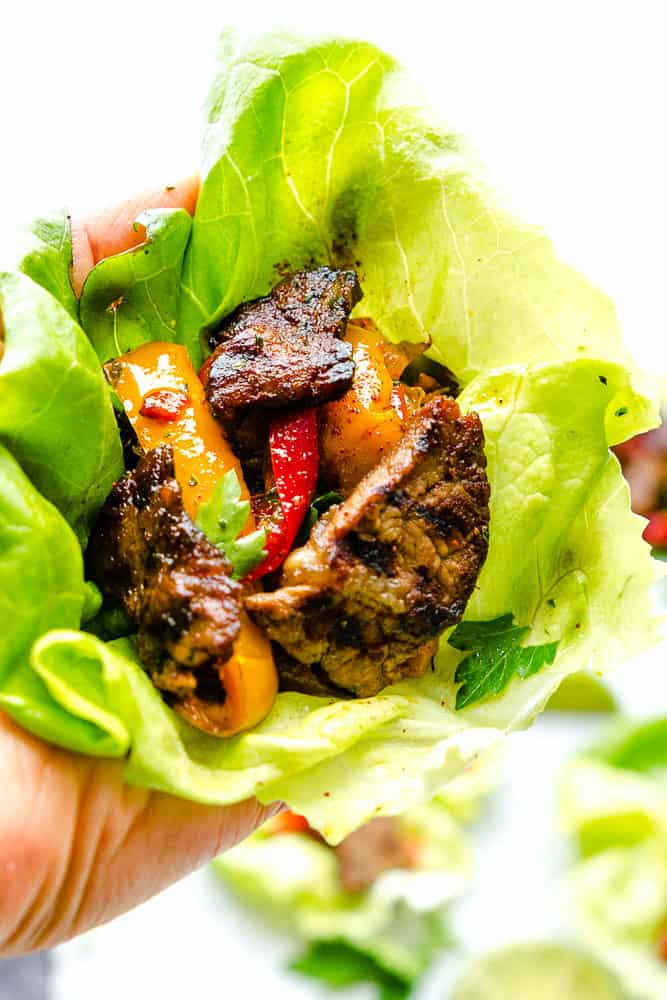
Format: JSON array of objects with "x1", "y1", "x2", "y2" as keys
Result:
[
  {"x1": 246, "y1": 396, "x2": 490, "y2": 698},
  {"x1": 335, "y1": 817, "x2": 416, "y2": 893},
  {"x1": 87, "y1": 444, "x2": 242, "y2": 732},
  {"x1": 204, "y1": 268, "x2": 361, "y2": 469}
]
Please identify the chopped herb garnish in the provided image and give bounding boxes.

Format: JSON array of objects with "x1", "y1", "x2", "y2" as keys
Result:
[
  {"x1": 450, "y1": 614, "x2": 560, "y2": 710},
  {"x1": 195, "y1": 469, "x2": 266, "y2": 578}
]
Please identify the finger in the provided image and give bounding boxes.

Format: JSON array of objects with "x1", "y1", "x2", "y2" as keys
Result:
[
  {"x1": 0, "y1": 711, "x2": 278, "y2": 956},
  {"x1": 71, "y1": 173, "x2": 199, "y2": 296}
]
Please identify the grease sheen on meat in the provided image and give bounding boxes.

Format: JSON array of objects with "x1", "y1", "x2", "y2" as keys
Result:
[
  {"x1": 87, "y1": 444, "x2": 242, "y2": 728},
  {"x1": 246, "y1": 396, "x2": 490, "y2": 698},
  {"x1": 205, "y1": 266, "x2": 361, "y2": 425}
]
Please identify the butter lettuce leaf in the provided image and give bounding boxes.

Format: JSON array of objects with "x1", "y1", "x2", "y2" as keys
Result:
[
  {"x1": 80, "y1": 207, "x2": 192, "y2": 363},
  {"x1": 0, "y1": 271, "x2": 122, "y2": 536},
  {"x1": 0, "y1": 445, "x2": 107, "y2": 750},
  {"x1": 180, "y1": 30, "x2": 634, "y2": 378},
  {"x1": 0, "y1": 445, "x2": 85, "y2": 677},
  {"x1": 14, "y1": 211, "x2": 78, "y2": 319}
]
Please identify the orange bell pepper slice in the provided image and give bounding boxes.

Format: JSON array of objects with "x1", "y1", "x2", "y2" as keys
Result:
[
  {"x1": 319, "y1": 320, "x2": 419, "y2": 493},
  {"x1": 105, "y1": 342, "x2": 277, "y2": 737},
  {"x1": 105, "y1": 342, "x2": 248, "y2": 520}
]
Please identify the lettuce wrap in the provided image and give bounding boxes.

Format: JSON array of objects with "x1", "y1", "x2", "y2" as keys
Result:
[
  {"x1": 560, "y1": 718, "x2": 667, "y2": 1000},
  {"x1": 216, "y1": 805, "x2": 463, "y2": 987},
  {"x1": 0, "y1": 30, "x2": 662, "y2": 841},
  {"x1": 214, "y1": 756, "x2": 500, "y2": 995}
]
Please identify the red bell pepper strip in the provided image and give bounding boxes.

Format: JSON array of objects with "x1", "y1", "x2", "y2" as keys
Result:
[
  {"x1": 644, "y1": 510, "x2": 667, "y2": 549},
  {"x1": 268, "y1": 811, "x2": 313, "y2": 836},
  {"x1": 247, "y1": 408, "x2": 319, "y2": 581}
]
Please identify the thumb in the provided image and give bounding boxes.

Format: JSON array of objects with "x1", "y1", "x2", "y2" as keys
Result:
[
  {"x1": 70, "y1": 173, "x2": 199, "y2": 296},
  {"x1": 0, "y1": 711, "x2": 279, "y2": 956}
]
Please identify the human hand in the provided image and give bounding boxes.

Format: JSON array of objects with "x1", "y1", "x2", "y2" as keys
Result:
[{"x1": 0, "y1": 176, "x2": 280, "y2": 957}]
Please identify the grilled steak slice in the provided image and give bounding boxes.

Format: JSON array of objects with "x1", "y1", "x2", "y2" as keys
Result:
[
  {"x1": 204, "y1": 266, "x2": 361, "y2": 426},
  {"x1": 87, "y1": 444, "x2": 242, "y2": 731},
  {"x1": 246, "y1": 396, "x2": 489, "y2": 698},
  {"x1": 335, "y1": 817, "x2": 415, "y2": 893}
]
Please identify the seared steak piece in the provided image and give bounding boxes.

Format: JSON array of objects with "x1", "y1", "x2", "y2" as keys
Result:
[
  {"x1": 204, "y1": 267, "x2": 361, "y2": 427},
  {"x1": 335, "y1": 817, "x2": 415, "y2": 893},
  {"x1": 246, "y1": 396, "x2": 489, "y2": 698},
  {"x1": 87, "y1": 444, "x2": 242, "y2": 733}
]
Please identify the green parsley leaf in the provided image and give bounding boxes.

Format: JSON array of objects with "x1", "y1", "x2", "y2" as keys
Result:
[
  {"x1": 516, "y1": 641, "x2": 559, "y2": 679},
  {"x1": 195, "y1": 469, "x2": 266, "y2": 579},
  {"x1": 448, "y1": 613, "x2": 521, "y2": 651},
  {"x1": 450, "y1": 614, "x2": 560, "y2": 710},
  {"x1": 290, "y1": 940, "x2": 410, "y2": 1000}
]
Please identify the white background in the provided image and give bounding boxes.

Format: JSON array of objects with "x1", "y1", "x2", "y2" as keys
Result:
[
  {"x1": 2, "y1": 2, "x2": 666, "y2": 996},
  {"x1": 2, "y1": 0, "x2": 666, "y2": 372}
]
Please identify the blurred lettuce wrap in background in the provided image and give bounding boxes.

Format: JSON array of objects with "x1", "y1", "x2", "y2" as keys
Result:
[
  {"x1": 560, "y1": 718, "x2": 667, "y2": 1000},
  {"x1": 0, "y1": 30, "x2": 662, "y2": 841},
  {"x1": 215, "y1": 754, "x2": 500, "y2": 996}
]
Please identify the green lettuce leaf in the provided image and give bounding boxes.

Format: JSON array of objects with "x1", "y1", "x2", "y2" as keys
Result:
[
  {"x1": 0, "y1": 445, "x2": 112, "y2": 750},
  {"x1": 0, "y1": 445, "x2": 86, "y2": 677},
  {"x1": 0, "y1": 271, "x2": 122, "y2": 536},
  {"x1": 80, "y1": 208, "x2": 192, "y2": 363},
  {"x1": 14, "y1": 211, "x2": 78, "y2": 319},
  {"x1": 179, "y1": 30, "x2": 634, "y2": 379}
]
